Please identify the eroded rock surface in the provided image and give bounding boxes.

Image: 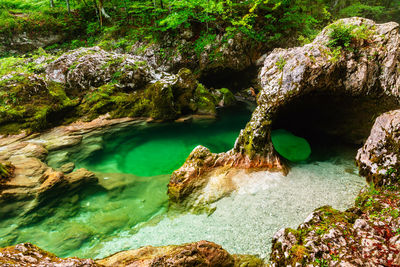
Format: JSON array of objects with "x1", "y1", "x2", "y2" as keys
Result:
[
  {"x1": 97, "y1": 240, "x2": 236, "y2": 267},
  {"x1": 356, "y1": 109, "x2": 400, "y2": 186},
  {"x1": 1, "y1": 46, "x2": 234, "y2": 133},
  {"x1": 0, "y1": 243, "x2": 97, "y2": 266},
  {"x1": 269, "y1": 189, "x2": 400, "y2": 266},
  {"x1": 0, "y1": 115, "x2": 139, "y2": 217},
  {"x1": 0, "y1": 241, "x2": 264, "y2": 267},
  {"x1": 234, "y1": 17, "x2": 400, "y2": 161}
]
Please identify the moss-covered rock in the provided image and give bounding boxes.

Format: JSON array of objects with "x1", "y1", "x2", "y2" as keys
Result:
[
  {"x1": 216, "y1": 88, "x2": 236, "y2": 107},
  {"x1": 146, "y1": 81, "x2": 177, "y2": 120},
  {"x1": 270, "y1": 188, "x2": 400, "y2": 266},
  {"x1": 194, "y1": 83, "x2": 217, "y2": 115},
  {"x1": 0, "y1": 48, "x2": 217, "y2": 134}
]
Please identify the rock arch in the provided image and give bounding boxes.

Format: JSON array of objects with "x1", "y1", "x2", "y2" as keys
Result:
[{"x1": 234, "y1": 17, "x2": 400, "y2": 166}]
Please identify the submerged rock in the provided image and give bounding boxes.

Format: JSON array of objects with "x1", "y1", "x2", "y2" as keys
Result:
[
  {"x1": 270, "y1": 129, "x2": 311, "y2": 162},
  {"x1": 356, "y1": 109, "x2": 400, "y2": 186}
]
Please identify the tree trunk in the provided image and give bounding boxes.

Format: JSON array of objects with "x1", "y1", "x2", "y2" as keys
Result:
[
  {"x1": 66, "y1": 0, "x2": 71, "y2": 14},
  {"x1": 50, "y1": 0, "x2": 54, "y2": 8}
]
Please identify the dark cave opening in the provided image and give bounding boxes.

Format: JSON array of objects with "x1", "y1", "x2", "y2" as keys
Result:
[
  {"x1": 271, "y1": 92, "x2": 399, "y2": 160},
  {"x1": 199, "y1": 65, "x2": 258, "y2": 93}
]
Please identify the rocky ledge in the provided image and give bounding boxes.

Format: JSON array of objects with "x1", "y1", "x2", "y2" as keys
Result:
[
  {"x1": 0, "y1": 241, "x2": 264, "y2": 267},
  {"x1": 168, "y1": 17, "x2": 400, "y2": 209}
]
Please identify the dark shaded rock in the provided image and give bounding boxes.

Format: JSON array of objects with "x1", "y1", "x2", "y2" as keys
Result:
[
  {"x1": 0, "y1": 32, "x2": 64, "y2": 54},
  {"x1": 356, "y1": 109, "x2": 400, "y2": 186},
  {"x1": 0, "y1": 162, "x2": 14, "y2": 182}
]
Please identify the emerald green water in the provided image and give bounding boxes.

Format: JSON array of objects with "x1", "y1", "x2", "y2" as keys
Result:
[
  {"x1": 0, "y1": 102, "x2": 366, "y2": 261},
  {"x1": 0, "y1": 103, "x2": 254, "y2": 258},
  {"x1": 271, "y1": 129, "x2": 311, "y2": 162}
]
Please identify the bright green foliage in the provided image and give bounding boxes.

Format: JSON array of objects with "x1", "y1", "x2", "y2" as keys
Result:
[
  {"x1": 327, "y1": 22, "x2": 374, "y2": 49},
  {"x1": 0, "y1": 0, "x2": 399, "y2": 55},
  {"x1": 271, "y1": 129, "x2": 311, "y2": 162}
]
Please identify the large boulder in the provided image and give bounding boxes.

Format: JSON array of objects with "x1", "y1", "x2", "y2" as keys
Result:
[
  {"x1": 356, "y1": 109, "x2": 400, "y2": 186},
  {"x1": 1, "y1": 47, "x2": 221, "y2": 134},
  {"x1": 46, "y1": 46, "x2": 156, "y2": 92}
]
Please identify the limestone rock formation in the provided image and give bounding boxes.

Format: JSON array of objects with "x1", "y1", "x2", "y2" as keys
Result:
[
  {"x1": 234, "y1": 17, "x2": 400, "y2": 161},
  {"x1": 0, "y1": 243, "x2": 97, "y2": 266},
  {"x1": 1, "y1": 46, "x2": 229, "y2": 133},
  {"x1": 356, "y1": 109, "x2": 400, "y2": 186},
  {"x1": 269, "y1": 98, "x2": 400, "y2": 266},
  {"x1": 0, "y1": 32, "x2": 64, "y2": 55},
  {"x1": 0, "y1": 241, "x2": 264, "y2": 267},
  {"x1": 97, "y1": 240, "x2": 236, "y2": 267},
  {"x1": 269, "y1": 189, "x2": 400, "y2": 266},
  {"x1": 169, "y1": 17, "x2": 400, "y2": 208}
]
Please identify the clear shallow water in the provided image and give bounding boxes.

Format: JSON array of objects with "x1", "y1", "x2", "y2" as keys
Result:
[
  {"x1": 0, "y1": 103, "x2": 366, "y2": 261},
  {"x1": 74, "y1": 105, "x2": 253, "y2": 177},
  {"x1": 91, "y1": 146, "x2": 365, "y2": 260}
]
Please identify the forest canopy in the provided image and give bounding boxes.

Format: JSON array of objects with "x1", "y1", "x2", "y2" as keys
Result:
[{"x1": 0, "y1": 0, "x2": 399, "y2": 53}]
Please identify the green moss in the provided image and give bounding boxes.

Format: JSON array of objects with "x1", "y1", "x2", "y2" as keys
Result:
[
  {"x1": 233, "y1": 254, "x2": 265, "y2": 267},
  {"x1": 194, "y1": 84, "x2": 216, "y2": 115},
  {"x1": 217, "y1": 88, "x2": 236, "y2": 106},
  {"x1": 146, "y1": 81, "x2": 177, "y2": 120}
]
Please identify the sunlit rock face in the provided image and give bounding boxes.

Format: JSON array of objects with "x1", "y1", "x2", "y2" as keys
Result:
[
  {"x1": 356, "y1": 109, "x2": 400, "y2": 186},
  {"x1": 170, "y1": 18, "x2": 400, "y2": 208}
]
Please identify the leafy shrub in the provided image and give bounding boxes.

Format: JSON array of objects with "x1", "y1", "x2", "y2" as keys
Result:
[{"x1": 327, "y1": 22, "x2": 373, "y2": 49}]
